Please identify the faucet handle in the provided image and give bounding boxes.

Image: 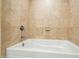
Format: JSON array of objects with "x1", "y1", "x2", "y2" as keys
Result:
[
  {"x1": 45, "y1": 27, "x2": 51, "y2": 32},
  {"x1": 20, "y1": 25, "x2": 24, "y2": 31}
]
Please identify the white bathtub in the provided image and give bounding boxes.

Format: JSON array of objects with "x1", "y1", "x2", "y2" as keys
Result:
[{"x1": 6, "y1": 39, "x2": 79, "y2": 58}]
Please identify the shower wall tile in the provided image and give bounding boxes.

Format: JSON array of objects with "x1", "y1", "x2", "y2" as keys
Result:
[
  {"x1": 70, "y1": 27, "x2": 79, "y2": 45},
  {"x1": 69, "y1": 0, "x2": 79, "y2": 45},
  {"x1": 1, "y1": 0, "x2": 29, "y2": 57},
  {"x1": 29, "y1": 0, "x2": 70, "y2": 39},
  {"x1": 70, "y1": 0, "x2": 79, "y2": 27},
  {"x1": 28, "y1": 27, "x2": 69, "y2": 39},
  {"x1": 56, "y1": 27, "x2": 69, "y2": 39},
  {"x1": 0, "y1": 0, "x2": 1, "y2": 57}
]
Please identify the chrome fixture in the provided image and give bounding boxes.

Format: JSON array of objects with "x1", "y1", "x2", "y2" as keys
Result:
[
  {"x1": 20, "y1": 25, "x2": 24, "y2": 31},
  {"x1": 22, "y1": 43, "x2": 25, "y2": 47},
  {"x1": 20, "y1": 25, "x2": 25, "y2": 46},
  {"x1": 20, "y1": 25, "x2": 24, "y2": 39},
  {"x1": 45, "y1": 27, "x2": 51, "y2": 32}
]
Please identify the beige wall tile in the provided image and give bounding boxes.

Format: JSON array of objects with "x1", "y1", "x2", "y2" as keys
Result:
[
  {"x1": 1, "y1": 0, "x2": 29, "y2": 57},
  {"x1": 29, "y1": 0, "x2": 70, "y2": 39},
  {"x1": 0, "y1": 0, "x2": 1, "y2": 57},
  {"x1": 69, "y1": 0, "x2": 79, "y2": 45},
  {"x1": 70, "y1": 27, "x2": 79, "y2": 45}
]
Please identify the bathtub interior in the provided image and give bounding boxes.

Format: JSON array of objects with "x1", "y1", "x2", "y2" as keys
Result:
[
  {"x1": 7, "y1": 39, "x2": 79, "y2": 54},
  {"x1": 11, "y1": 39, "x2": 78, "y2": 48}
]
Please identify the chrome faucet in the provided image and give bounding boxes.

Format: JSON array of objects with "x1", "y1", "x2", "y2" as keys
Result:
[
  {"x1": 20, "y1": 25, "x2": 24, "y2": 31},
  {"x1": 20, "y1": 25, "x2": 24, "y2": 41},
  {"x1": 45, "y1": 27, "x2": 51, "y2": 32},
  {"x1": 20, "y1": 25, "x2": 25, "y2": 47}
]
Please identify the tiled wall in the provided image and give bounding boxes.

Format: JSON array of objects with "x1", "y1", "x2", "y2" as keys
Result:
[
  {"x1": 0, "y1": 0, "x2": 1, "y2": 57},
  {"x1": 28, "y1": 0, "x2": 70, "y2": 39},
  {"x1": 1, "y1": 0, "x2": 29, "y2": 57},
  {"x1": 68, "y1": 0, "x2": 79, "y2": 45}
]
